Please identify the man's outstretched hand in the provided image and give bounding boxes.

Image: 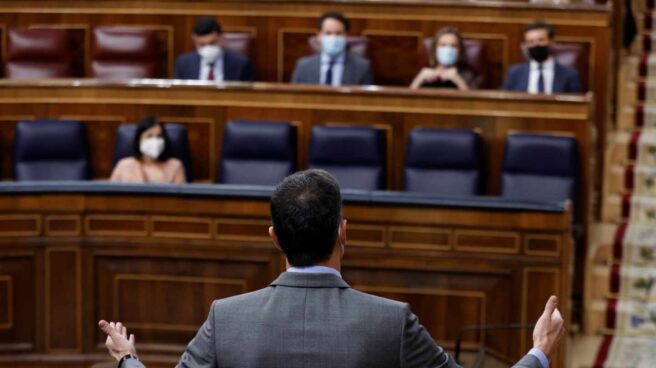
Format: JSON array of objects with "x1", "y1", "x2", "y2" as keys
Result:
[
  {"x1": 532, "y1": 295, "x2": 566, "y2": 358},
  {"x1": 98, "y1": 320, "x2": 137, "y2": 361}
]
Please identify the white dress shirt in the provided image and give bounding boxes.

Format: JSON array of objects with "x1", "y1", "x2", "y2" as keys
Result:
[
  {"x1": 320, "y1": 52, "x2": 346, "y2": 86},
  {"x1": 199, "y1": 54, "x2": 224, "y2": 81},
  {"x1": 527, "y1": 57, "x2": 555, "y2": 94},
  {"x1": 287, "y1": 265, "x2": 342, "y2": 278}
]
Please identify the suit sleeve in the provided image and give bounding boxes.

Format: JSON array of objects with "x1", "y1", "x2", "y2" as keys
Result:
[
  {"x1": 290, "y1": 59, "x2": 304, "y2": 83},
  {"x1": 400, "y1": 304, "x2": 461, "y2": 368},
  {"x1": 241, "y1": 58, "x2": 255, "y2": 82},
  {"x1": 361, "y1": 61, "x2": 374, "y2": 85},
  {"x1": 173, "y1": 56, "x2": 183, "y2": 79},
  {"x1": 501, "y1": 67, "x2": 514, "y2": 90},
  {"x1": 176, "y1": 301, "x2": 218, "y2": 368},
  {"x1": 511, "y1": 353, "x2": 544, "y2": 368},
  {"x1": 121, "y1": 359, "x2": 147, "y2": 368},
  {"x1": 566, "y1": 69, "x2": 583, "y2": 93}
]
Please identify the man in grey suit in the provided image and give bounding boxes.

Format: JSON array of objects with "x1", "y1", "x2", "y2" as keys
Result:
[
  {"x1": 99, "y1": 169, "x2": 565, "y2": 368},
  {"x1": 291, "y1": 12, "x2": 374, "y2": 86}
]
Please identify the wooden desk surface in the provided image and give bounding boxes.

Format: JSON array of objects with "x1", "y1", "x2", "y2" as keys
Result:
[{"x1": 0, "y1": 183, "x2": 571, "y2": 367}]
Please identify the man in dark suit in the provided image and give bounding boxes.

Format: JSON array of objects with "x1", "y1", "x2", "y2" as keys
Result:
[
  {"x1": 173, "y1": 16, "x2": 254, "y2": 82},
  {"x1": 502, "y1": 21, "x2": 582, "y2": 94},
  {"x1": 99, "y1": 169, "x2": 565, "y2": 368},
  {"x1": 291, "y1": 12, "x2": 373, "y2": 86}
]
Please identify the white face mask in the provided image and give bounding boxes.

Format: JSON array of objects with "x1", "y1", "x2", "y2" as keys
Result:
[
  {"x1": 140, "y1": 137, "x2": 165, "y2": 159},
  {"x1": 321, "y1": 35, "x2": 346, "y2": 57},
  {"x1": 197, "y1": 45, "x2": 222, "y2": 63}
]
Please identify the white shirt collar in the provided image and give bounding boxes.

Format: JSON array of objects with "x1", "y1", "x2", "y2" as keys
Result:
[
  {"x1": 321, "y1": 52, "x2": 346, "y2": 64},
  {"x1": 287, "y1": 265, "x2": 342, "y2": 278},
  {"x1": 530, "y1": 57, "x2": 555, "y2": 71}
]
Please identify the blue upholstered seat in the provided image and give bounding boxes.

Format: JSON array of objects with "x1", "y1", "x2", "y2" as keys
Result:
[
  {"x1": 308, "y1": 125, "x2": 386, "y2": 190},
  {"x1": 13, "y1": 120, "x2": 90, "y2": 181},
  {"x1": 500, "y1": 133, "x2": 578, "y2": 206},
  {"x1": 404, "y1": 128, "x2": 483, "y2": 196},
  {"x1": 113, "y1": 123, "x2": 193, "y2": 182},
  {"x1": 219, "y1": 120, "x2": 296, "y2": 185}
]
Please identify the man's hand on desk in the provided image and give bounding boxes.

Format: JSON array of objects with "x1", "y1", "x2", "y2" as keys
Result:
[{"x1": 98, "y1": 320, "x2": 138, "y2": 361}]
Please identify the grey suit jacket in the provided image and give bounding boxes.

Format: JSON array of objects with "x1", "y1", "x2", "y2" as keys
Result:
[
  {"x1": 290, "y1": 52, "x2": 374, "y2": 86},
  {"x1": 123, "y1": 272, "x2": 544, "y2": 368}
]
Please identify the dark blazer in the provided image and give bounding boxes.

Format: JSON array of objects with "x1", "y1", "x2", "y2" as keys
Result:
[
  {"x1": 291, "y1": 52, "x2": 374, "y2": 85},
  {"x1": 501, "y1": 61, "x2": 583, "y2": 93},
  {"x1": 123, "y1": 272, "x2": 544, "y2": 368},
  {"x1": 173, "y1": 49, "x2": 255, "y2": 81}
]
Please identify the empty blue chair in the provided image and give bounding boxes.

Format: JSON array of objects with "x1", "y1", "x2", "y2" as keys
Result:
[
  {"x1": 219, "y1": 120, "x2": 296, "y2": 185},
  {"x1": 113, "y1": 123, "x2": 193, "y2": 182},
  {"x1": 404, "y1": 128, "x2": 483, "y2": 196},
  {"x1": 308, "y1": 125, "x2": 386, "y2": 190},
  {"x1": 500, "y1": 133, "x2": 578, "y2": 205},
  {"x1": 13, "y1": 120, "x2": 90, "y2": 181}
]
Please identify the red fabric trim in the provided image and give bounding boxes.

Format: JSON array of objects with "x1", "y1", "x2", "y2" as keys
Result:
[
  {"x1": 638, "y1": 80, "x2": 647, "y2": 102},
  {"x1": 640, "y1": 53, "x2": 649, "y2": 77},
  {"x1": 593, "y1": 335, "x2": 614, "y2": 368},
  {"x1": 610, "y1": 263, "x2": 621, "y2": 294},
  {"x1": 635, "y1": 105, "x2": 645, "y2": 128},
  {"x1": 625, "y1": 164, "x2": 635, "y2": 190},
  {"x1": 644, "y1": 34, "x2": 652, "y2": 53},
  {"x1": 621, "y1": 193, "x2": 632, "y2": 219},
  {"x1": 613, "y1": 222, "x2": 628, "y2": 260},
  {"x1": 629, "y1": 130, "x2": 641, "y2": 159},
  {"x1": 646, "y1": 13, "x2": 654, "y2": 30},
  {"x1": 606, "y1": 298, "x2": 618, "y2": 329}
]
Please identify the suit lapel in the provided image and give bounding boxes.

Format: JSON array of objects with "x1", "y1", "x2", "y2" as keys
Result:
[{"x1": 223, "y1": 51, "x2": 236, "y2": 81}]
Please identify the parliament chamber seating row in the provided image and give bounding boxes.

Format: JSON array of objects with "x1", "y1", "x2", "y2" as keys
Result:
[
  {"x1": 12, "y1": 120, "x2": 579, "y2": 207},
  {"x1": 3, "y1": 26, "x2": 590, "y2": 89}
]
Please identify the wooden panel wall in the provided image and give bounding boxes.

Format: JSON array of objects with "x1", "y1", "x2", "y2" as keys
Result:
[
  {"x1": 0, "y1": 0, "x2": 614, "y2": 174},
  {"x1": 0, "y1": 190, "x2": 572, "y2": 367},
  {"x1": 0, "y1": 81, "x2": 594, "y2": 266}
]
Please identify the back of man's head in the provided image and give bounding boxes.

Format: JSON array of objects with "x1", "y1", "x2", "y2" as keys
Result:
[
  {"x1": 270, "y1": 169, "x2": 342, "y2": 266},
  {"x1": 194, "y1": 16, "x2": 222, "y2": 36}
]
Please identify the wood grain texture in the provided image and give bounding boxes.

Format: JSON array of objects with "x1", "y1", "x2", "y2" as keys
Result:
[{"x1": 0, "y1": 189, "x2": 571, "y2": 367}]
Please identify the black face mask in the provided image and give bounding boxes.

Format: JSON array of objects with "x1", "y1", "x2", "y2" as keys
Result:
[{"x1": 528, "y1": 45, "x2": 550, "y2": 63}]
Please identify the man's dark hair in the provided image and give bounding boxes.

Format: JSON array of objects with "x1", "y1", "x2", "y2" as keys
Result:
[
  {"x1": 131, "y1": 116, "x2": 172, "y2": 162},
  {"x1": 317, "y1": 12, "x2": 351, "y2": 32},
  {"x1": 270, "y1": 169, "x2": 342, "y2": 266},
  {"x1": 194, "y1": 16, "x2": 222, "y2": 36},
  {"x1": 524, "y1": 20, "x2": 555, "y2": 40}
]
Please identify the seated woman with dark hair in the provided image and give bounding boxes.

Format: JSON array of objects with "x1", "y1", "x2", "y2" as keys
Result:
[
  {"x1": 109, "y1": 117, "x2": 186, "y2": 184},
  {"x1": 410, "y1": 27, "x2": 476, "y2": 91}
]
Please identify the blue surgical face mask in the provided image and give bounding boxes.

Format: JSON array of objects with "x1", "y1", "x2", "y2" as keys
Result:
[
  {"x1": 436, "y1": 46, "x2": 458, "y2": 67},
  {"x1": 321, "y1": 35, "x2": 346, "y2": 57}
]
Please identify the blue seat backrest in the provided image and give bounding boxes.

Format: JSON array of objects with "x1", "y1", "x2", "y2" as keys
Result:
[
  {"x1": 308, "y1": 125, "x2": 386, "y2": 190},
  {"x1": 404, "y1": 128, "x2": 483, "y2": 196},
  {"x1": 219, "y1": 120, "x2": 296, "y2": 185},
  {"x1": 501, "y1": 133, "x2": 579, "y2": 207},
  {"x1": 13, "y1": 120, "x2": 90, "y2": 181},
  {"x1": 113, "y1": 123, "x2": 193, "y2": 182}
]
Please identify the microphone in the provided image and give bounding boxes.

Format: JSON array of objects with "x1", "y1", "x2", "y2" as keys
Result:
[{"x1": 453, "y1": 323, "x2": 536, "y2": 365}]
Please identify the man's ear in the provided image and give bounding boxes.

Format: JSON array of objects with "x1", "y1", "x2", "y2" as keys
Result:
[
  {"x1": 269, "y1": 226, "x2": 282, "y2": 252},
  {"x1": 338, "y1": 219, "x2": 347, "y2": 245}
]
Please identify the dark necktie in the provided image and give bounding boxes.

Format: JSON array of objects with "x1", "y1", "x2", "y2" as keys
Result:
[
  {"x1": 208, "y1": 62, "x2": 215, "y2": 81},
  {"x1": 324, "y1": 58, "x2": 336, "y2": 86},
  {"x1": 537, "y1": 64, "x2": 545, "y2": 93}
]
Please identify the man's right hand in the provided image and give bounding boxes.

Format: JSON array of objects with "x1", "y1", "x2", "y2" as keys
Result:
[
  {"x1": 532, "y1": 296, "x2": 566, "y2": 358},
  {"x1": 98, "y1": 320, "x2": 138, "y2": 361}
]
